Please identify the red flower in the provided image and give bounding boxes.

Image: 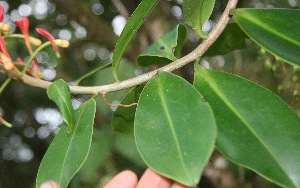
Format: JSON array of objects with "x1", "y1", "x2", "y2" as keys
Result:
[
  {"x1": 15, "y1": 17, "x2": 31, "y2": 51},
  {"x1": 0, "y1": 36, "x2": 10, "y2": 57},
  {"x1": 0, "y1": 5, "x2": 9, "y2": 32},
  {"x1": 15, "y1": 17, "x2": 39, "y2": 77},
  {"x1": 36, "y1": 28, "x2": 60, "y2": 57},
  {"x1": 0, "y1": 5, "x2": 4, "y2": 22},
  {"x1": 0, "y1": 37, "x2": 15, "y2": 71}
]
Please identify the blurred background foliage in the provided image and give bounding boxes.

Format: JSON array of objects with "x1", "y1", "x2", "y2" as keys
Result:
[{"x1": 0, "y1": 0, "x2": 299, "y2": 187}]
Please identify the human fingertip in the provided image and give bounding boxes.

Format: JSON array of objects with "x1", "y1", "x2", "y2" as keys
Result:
[
  {"x1": 103, "y1": 170, "x2": 138, "y2": 188},
  {"x1": 137, "y1": 168, "x2": 172, "y2": 188},
  {"x1": 40, "y1": 181, "x2": 61, "y2": 188},
  {"x1": 171, "y1": 182, "x2": 192, "y2": 188}
]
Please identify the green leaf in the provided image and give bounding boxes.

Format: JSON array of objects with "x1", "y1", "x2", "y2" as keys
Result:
[
  {"x1": 74, "y1": 62, "x2": 112, "y2": 86},
  {"x1": 114, "y1": 133, "x2": 146, "y2": 167},
  {"x1": 112, "y1": 85, "x2": 144, "y2": 134},
  {"x1": 194, "y1": 64, "x2": 300, "y2": 188},
  {"x1": 36, "y1": 99, "x2": 96, "y2": 188},
  {"x1": 135, "y1": 72, "x2": 216, "y2": 186},
  {"x1": 47, "y1": 79, "x2": 74, "y2": 132},
  {"x1": 137, "y1": 24, "x2": 187, "y2": 66},
  {"x1": 78, "y1": 131, "x2": 111, "y2": 178},
  {"x1": 204, "y1": 23, "x2": 248, "y2": 56},
  {"x1": 112, "y1": 0, "x2": 159, "y2": 81},
  {"x1": 231, "y1": 8, "x2": 300, "y2": 66},
  {"x1": 183, "y1": 0, "x2": 216, "y2": 39}
]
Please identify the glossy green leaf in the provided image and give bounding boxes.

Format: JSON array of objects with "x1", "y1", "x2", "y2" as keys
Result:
[
  {"x1": 135, "y1": 72, "x2": 216, "y2": 186},
  {"x1": 137, "y1": 24, "x2": 187, "y2": 66},
  {"x1": 47, "y1": 79, "x2": 74, "y2": 132},
  {"x1": 183, "y1": 0, "x2": 216, "y2": 39},
  {"x1": 36, "y1": 99, "x2": 96, "y2": 188},
  {"x1": 194, "y1": 64, "x2": 300, "y2": 188},
  {"x1": 204, "y1": 23, "x2": 248, "y2": 56},
  {"x1": 112, "y1": 0, "x2": 159, "y2": 81},
  {"x1": 232, "y1": 8, "x2": 300, "y2": 66},
  {"x1": 112, "y1": 85, "x2": 144, "y2": 134}
]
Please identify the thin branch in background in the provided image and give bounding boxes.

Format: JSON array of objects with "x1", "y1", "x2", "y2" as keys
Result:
[
  {"x1": 112, "y1": 0, "x2": 130, "y2": 19},
  {"x1": 101, "y1": 92, "x2": 138, "y2": 107},
  {"x1": 20, "y1": 0, "x2": 239, "y2": 95}
]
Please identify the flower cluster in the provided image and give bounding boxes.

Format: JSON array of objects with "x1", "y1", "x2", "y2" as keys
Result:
[
  {"x1": 0, "y1": 5, "x2": 70, "y2": 127},
  {"x1": 0, "y1": 5, "x2": 69, "y2": 78}
]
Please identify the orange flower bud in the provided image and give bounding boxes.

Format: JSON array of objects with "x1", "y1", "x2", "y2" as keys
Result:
[
  {"x1": 55, "y1": 39, "x2": 70, "y2": 48},
  {"x1": 29, "y1": 37, "x2": 42, "y2": 46},
  {"x1": 0, "y1": 52, "x2": 14, "y2": 70},
  {"x1": 0, "y1": 23, "x2": 10, "y2": 32},
  {"x1": 36, "y1": 28, "x2": 60, "y2": 57}
]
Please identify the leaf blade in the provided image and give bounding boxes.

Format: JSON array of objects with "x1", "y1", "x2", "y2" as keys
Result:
[
  {"x1": 112, "y1": 0, "x2": 159, "y2": 81},
  {"x1": 112, "y1": 84, "x2": 144, "y2": 134},
  {"x1": 194, "y1": 64, "x2": 300, "y2": 188},
  {"x1": 137, "y1": 24, "x2": 187, "y2": 66},
  {"x1": 47, "y1": 79, "x2": 74, "y2": 132},
  {"x1": 204, "y1": 23, "x2": 248, "y2": 56},
  {"x1": 135, "y1": 72, "x2": 216, "y2": 186},
  {"x1": 183, "y1": 0, "x2": 216, "y2": 38},
  {"x1": 36, "y1": 99, "x2": 96, "y2": 188},
  {"x1": 232, "y1": 8, "x2": 300, "y2": 66}
]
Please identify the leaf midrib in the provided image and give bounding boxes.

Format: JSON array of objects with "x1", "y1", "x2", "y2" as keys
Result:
[
  {"x1": 58, "y1": 103, "x2": 88, "y2": 184},
  {"x1": 237, "y1": 10, "x2": 300, "y2": 47},
  {"x1": 156, "y1": 80, "x2": 192, "y2": 182},
  {"x1": 50, "y1": 84, "x2": 74, "y2": 127},
  {"x1": 201, "y1": 72, "x2": 294, "y2": 186}
]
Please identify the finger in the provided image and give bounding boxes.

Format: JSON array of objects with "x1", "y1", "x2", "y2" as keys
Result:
[
  {"x1": 171, "y1": 182, "x2": 193, "y2": 188},
  {"x1": 136, "y1": 168, "x2": 172, "y2": 188},
  {"x1": 40, "y1": 181, "x2": 61, "y2": 188},
  {"x1": 103, "y1": 170, "x2": 138, "y2": 188}
]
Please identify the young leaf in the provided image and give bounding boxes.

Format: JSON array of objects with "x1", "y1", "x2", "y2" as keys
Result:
[
  {"x1": 183, "y1": 0, "x2": 216, "y2": 39},
  {"x1": 137, "y1": 24, "x2": 187, "y2": 67},
  {"x1": 112, "y1": 0, "x2": 159, "y2": 81},
  {"x1": 194, "y1": 64, "x2": 300, "y2": 188},
  {"x1": 231, "y1": 8, "x2": 300, "y2": 66},
  {"x1": 112, "y1": 84, "x2": 144, "y2": 134},
  {"x1": 135, "y1": 72, "x2": 216, "y2": 186},
  {"x1": 36, "y1": 99, "x2": 96, "y2": 188},
  {"x1": 47, "y1": 79, "x2": 74, "y2": 132},
  {"x1": 204, "y1": 23, "x2": 248, "y2": 57}
]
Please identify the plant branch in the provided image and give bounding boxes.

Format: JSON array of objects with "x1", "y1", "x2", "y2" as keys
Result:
[
  {"x1": 112, "y1": 0, "x2": 130, "y2": 19},
  {"x1": 19, "y1": 0, "x2": 238, "y2": 94}
]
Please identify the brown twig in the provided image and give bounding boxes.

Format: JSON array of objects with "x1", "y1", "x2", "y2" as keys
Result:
[
  {"x1": 101, "y1": 92, "x2": 138, "y2": 107},
  {"x1": 19, "y1": 0, "x2": 239, "y2": 94},
  {"x1": 112, "y1": 0, "x2": 130, "y2": 19}
]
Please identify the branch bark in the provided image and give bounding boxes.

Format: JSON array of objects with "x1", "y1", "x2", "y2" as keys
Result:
[{"x1": 20, "y1": 0, "x2": 239, "y2": 94}]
